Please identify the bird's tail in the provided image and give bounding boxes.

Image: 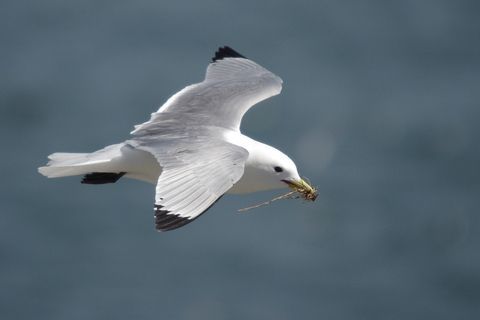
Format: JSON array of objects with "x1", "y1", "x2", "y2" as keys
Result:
[{"x1": 38, "y1": 143, "x2": 125, "y2": 179}]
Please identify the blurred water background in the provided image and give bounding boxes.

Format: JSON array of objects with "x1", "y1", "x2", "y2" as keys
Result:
[{"x1": 1, "y1": 0, "x2": 479, "y2": 319}]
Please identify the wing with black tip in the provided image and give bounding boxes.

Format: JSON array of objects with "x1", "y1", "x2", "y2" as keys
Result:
[
  {"x1": 128, "y1": 137, "x2": 248, "y2": 231},
  {"x1": 131, "y1": 46, "x2": 283, "y2": 134}
]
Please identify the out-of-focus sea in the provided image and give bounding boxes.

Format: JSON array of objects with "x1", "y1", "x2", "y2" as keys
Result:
[{"x1": 1, "y1": 1, "x2": 479, "y2": 319}]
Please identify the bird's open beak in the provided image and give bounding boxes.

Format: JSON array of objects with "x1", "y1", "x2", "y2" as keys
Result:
[{"x1": 282, "y1": 178, "x2": 318, "y2": 201}]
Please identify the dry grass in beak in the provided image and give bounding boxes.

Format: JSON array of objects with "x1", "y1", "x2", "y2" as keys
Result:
[
  {"x1": 284, "y1": 178, "x2": 318, "y2": 201},
  {"x1": 238, "y1": 177, "x2": 318, "y2": 212}
]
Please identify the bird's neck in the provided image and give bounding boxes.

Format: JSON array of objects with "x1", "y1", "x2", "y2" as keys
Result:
[{"x1": 224, "y1": 131, "x2": 287, "y2": 194}]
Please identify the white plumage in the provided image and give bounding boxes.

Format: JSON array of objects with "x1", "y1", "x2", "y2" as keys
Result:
[{"x1": 39, "y1": 46, "x2": 309, "y2": 231}]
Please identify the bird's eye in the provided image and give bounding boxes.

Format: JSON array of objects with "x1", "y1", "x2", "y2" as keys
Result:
[{"x1": 274, "y1": 166, "x2": 283, "y2": 173}]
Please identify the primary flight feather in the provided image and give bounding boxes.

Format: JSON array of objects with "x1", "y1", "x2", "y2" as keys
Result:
[{"x1": 38, "y1": 46, "x2": 316, "y2": 231}]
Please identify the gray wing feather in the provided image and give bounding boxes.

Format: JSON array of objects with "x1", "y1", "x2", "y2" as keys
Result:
[
  {"x1": 131, "y1": 57, "x2": 282, "y2": 134},
  {"x1": 127, "y1": 135, "x2": 248, "y2": 231}
]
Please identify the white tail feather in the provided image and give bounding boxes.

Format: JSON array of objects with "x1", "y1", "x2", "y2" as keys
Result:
[{"x1": 38, "y1": 144, "x2": 124, "y2": 178}]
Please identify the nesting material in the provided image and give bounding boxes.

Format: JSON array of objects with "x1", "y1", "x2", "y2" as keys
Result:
[
  {"x1": 238, "y1": 177, "x2": 317, "y2": 212},
  {"x1": 284, "y1": 177, "x2": 318, "y2": 201}
]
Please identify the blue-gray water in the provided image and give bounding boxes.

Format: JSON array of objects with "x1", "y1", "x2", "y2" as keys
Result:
[{"x1": 1, "y1": 1, "x2": 479, "y2": 319}]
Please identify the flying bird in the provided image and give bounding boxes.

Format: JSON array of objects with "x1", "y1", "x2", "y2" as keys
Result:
[{"x1": 38, "y1": 46, "x2": 316, "y2": 231}]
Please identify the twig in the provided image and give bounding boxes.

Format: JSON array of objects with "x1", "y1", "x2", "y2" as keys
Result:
[{"x1": 237, "y1": 191, "x2": 299, "y2": 212}]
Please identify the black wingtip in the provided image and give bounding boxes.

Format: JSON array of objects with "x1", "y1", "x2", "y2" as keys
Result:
[
  {"x1": 153, "y1": 195, "x2": 224, "y2": 232},
  {"x1": 81, "y1": 172, "x2": 126, "y2": 184},
  {"x1": 154, "y1": 205, "x2": 192, "y2": 231},
  {"x1": 212, "y1": 46, "x2": 247, "y2": 62}
]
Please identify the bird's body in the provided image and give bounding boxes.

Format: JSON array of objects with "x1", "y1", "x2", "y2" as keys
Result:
[{"x1": 39, "y1": 46, "x2": 316, "y2": 231}]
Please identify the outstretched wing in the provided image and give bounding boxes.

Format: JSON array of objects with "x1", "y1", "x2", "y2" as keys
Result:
[
  {"x1": 127, "y1": 136, "x2": 248, "y2": 231},
  {"x1": 131, "y1": 46, "x2": 283, "y2": 134}
]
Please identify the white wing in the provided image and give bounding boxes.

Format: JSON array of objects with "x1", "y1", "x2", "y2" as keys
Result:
[
  {"x1": 131, "y1": 46, "x2": 283, "y2": 134},
  {"x1": 127, "y1": 132, "x2": 248, "y2": 231}
]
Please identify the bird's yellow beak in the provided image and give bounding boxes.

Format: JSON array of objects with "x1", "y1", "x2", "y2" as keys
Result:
[{"x1": 282, "y1": 178, "x2": 318, "y2": 201}]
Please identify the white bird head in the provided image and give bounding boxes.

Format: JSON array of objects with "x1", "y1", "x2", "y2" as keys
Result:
[{"x1": 228, "y1": 141, "x2": 315, "y2": 199}]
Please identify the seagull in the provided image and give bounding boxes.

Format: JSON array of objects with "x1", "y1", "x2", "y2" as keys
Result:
[{"x1": 38, "y1": 46, "x2": 316, "y2": 231}]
